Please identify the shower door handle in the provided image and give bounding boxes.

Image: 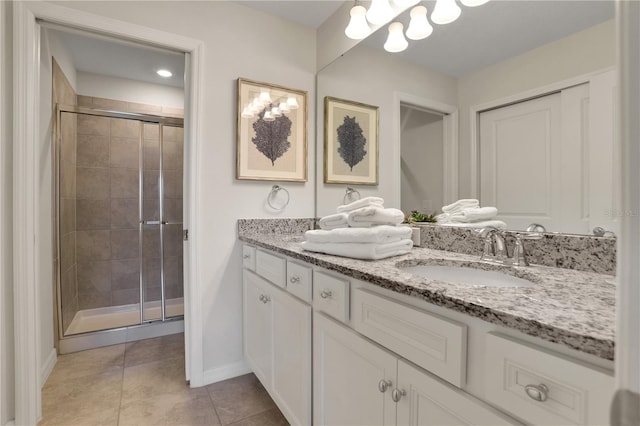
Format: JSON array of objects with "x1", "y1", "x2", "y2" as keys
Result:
[{"x1": 141, "y1": 220, "x2": 161, "y2": 225}]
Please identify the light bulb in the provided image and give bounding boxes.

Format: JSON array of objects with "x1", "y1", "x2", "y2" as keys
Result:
[
  {"x1": 393, "y1": 0, "x2": 420, "y2": 7},
  {"x1": 271, "y1": 106, "x2": 282, "y2": 117},
  {"x1": 406, "y1": 6, "x2": 433, "y2": 40},
  {"x1": 241, "y1": 107, "x2": 254, "y2": 119},
  {"x1": 278, "y1": 101, "x2": 290, "y2": 113},
  {"x1": 263, "y1": 110, "x2": 275, "y2": 122},
  {"x1": 258, "y1": 90, "x2": 272, "y2": 106},
  {"x1": 249, "y1": 98, "x2": 262, "y2": 114},
  {"x1": 431, "y1": 0, "x2": 461, "y2": 25},
  {"x1": 345, "y1": 5, "x2": 372, "y2": 40},
  {"x1": 460, "y1": 0, "x2": 489, "y2": 6},
  {"x1": 157, "y1": 69, "x2": 172, "y2": 77},
  {"x1": 366, "y1": 0, "x2": 395, "y2": 25},
  {"x1": 287, "y1": 96, "x2": 299, "y2": 110},
  {"x1": 384, "y1": 22, "x2": 408, "y2": 53}
]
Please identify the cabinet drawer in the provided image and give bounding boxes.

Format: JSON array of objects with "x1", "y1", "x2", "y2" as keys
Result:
[
  {"x1": 313, "y1": 271, "x2": 349, "y2": 323},
  {"x1": 242, "y1": 245, "x2": 256, "y2": 271},
  {"x1": 352, "y1": 288, "x2": 467, "y2": 387},
  {"x1": 286, "y1": 261, "x2": 312, "y2": 303},
  {"x1": 256, "y1": 249, "x2": 286, "y2": 288},
  {"x1": 484, "y1": 333, "x2": 614, "y2": 425}
]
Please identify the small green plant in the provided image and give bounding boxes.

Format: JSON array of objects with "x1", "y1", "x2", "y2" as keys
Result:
[{"x1": 407, "y1": 210, "x2": 437, "y2": 223}]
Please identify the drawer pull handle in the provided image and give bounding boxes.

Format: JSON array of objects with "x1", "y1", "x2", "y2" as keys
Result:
[
  {"x1": 391, "y1": 388, "x2": 406, "y2": 403},
  {"x1": 243, "y1": 254, "x2": 251, "y2": 259},
  {"x1": 289, "y1": 276, "x2": 301, "y2": 284},
  {"x1": 525, "y1": 384, "x2": 549, "y2": 402},
  {"x1": 378, "y1": 379, "x2": 392, "y2": 393},
  {"x1": 320, "y1": 289, "x2": 332, "y2": 299}
]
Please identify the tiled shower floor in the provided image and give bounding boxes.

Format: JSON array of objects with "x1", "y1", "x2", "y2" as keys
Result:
[{"x1": 38, "y1": 333, "x2": 288, "y2": 426}]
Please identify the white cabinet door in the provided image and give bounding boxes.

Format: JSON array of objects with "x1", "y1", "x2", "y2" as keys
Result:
[
  {"x1": 243, "y1": 270, "x2": 273, "y2": 386},
  {"x1": 314, "y1": 312, "x2": 397, "y2": 426},
  {"x1": 272, "y1": 290, "x2": 311, "y2": 426},
  {"x1": 396, "y1": 360, "x2": 518, "y2": 426}
]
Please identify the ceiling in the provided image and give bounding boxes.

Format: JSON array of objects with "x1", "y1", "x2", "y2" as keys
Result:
[{"x1": 235, "y1": 0, "x2": 346, "y2": 28}]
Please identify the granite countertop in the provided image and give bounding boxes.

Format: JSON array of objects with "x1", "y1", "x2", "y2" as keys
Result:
[{"x1": 239, "y1": 231, "x2": 616, "y2": 361}]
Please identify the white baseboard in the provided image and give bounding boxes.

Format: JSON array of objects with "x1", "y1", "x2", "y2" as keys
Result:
[
  {"x1": 40, "y1": 348, "x2": 57, "y2": 387},
  {"x1": 201, "y1": 360, "x2": 251, "y2": 386}
]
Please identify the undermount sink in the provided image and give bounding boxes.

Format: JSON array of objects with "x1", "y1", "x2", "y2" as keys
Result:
[{"x1": 400, "y1": 264, "x2": 535, "y2": 288}]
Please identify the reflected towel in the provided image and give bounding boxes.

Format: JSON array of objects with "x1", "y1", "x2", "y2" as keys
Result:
[
  {"x1": 305, "y1": 225, "x2": 412, "y2": 244},
  {"x1": 441, "y1": 199, "x2": 479, "y2": 214},
  {"x1": 439, "y1": 220, "x2": 507, "y2": 229},
  {"x1": 347, "y1": 207, "x2": 405, "y2": 228},
  {"x1": 319, "y1": 213, "x2": 349, "y2": 230},
  {"x1": 301, "y1": 239, "x2": 413, "y2": 260},
  {"x1": 440, "y1": 207, "x2": 498, "y2": 223},
  {"x1": 336, "y1": 196, "x2": 385, "y2": 213}
]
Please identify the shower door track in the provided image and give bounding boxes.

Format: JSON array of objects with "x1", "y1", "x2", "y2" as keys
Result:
[{"x1": 54, "y1": 104, "x2": 185, "y2": 348}]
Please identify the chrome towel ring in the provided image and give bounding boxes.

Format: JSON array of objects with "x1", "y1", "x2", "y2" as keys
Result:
[
  {"x1": 267, "y1": 185, "x2": 290, "y2": 211},
  {"x1": 343, "y1": 187, "x2": 361, "y2": 204}
]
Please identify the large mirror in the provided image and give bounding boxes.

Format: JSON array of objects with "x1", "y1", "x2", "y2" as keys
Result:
[{"x1": 316, "y1": 0, "x2": 616, "y2": 236}]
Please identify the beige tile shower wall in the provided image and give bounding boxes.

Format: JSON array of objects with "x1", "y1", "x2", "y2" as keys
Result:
[
  {"x1": 163, "y1": 126, "x2": 184, "y2": 301},
  {"x1": 53, "y1": 59, "x2": 78, "y2": 333}
]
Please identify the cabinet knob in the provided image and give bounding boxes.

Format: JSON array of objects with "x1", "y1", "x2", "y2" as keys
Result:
[
  {"x1": 289, "y1": 276, "x2": 301, "y2": 284},
  {"x1": 524, "y1": 384, "x2": 549, "y2": 402},
  {"x1": 262, "y1": 295, "x2": 271, "y2": 304},
  {"x1": 391, "y1": 388, "x2": 406, "y2": 403},
  {"x1": 378, "y1": 379, "x2": 392, "y2": 393},
  {"x1": 320, "y1": 289, "x2": 332, "y2": 299},
  {"x1": 243, "y1": 254, "x2": 251, "y2": 259}
]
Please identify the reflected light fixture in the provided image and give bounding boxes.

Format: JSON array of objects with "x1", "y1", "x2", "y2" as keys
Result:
[
  {"x1": 157, "y1": 69, "x2": 172, "y2": 77},
  {"x1": 460, "y1": 0, "x2": 490, "y2": 6},
  {"x1": 287, "y1": 96, "x2": 299, "y2": 110},
  {"x1": 345, "y1": 4, "x2": 371, "y2": 40},
  {"x1": 384, "y1": 22, "x2": 408, "y2": 53},
  {"x1": 263, "y1": 110, "x2": 275, "y2": 122},
  {"x1": 431, "y1": 0, "x2": 462, "y2": 25},
  {"x1": 271, "y1": 106, "x2": 282, "y2": 118},
  {"x1": 259, "y1": 89, "x2": 272, "y2": 106},
  {"x1": 366, "y1": 0, "x2": 395, "y2": 25},
  {"x1": 241, "y1": 106, "x2": 254, "y2": 119},
  {"x1": 278, "y1": 100, "x2": 290, "y2": 113},
  {"x1": 406, "y1": 5, "x2": 433, "y2": 40},
  {"x1": 393, "y1": 0, "x2": 420, "y2": 7}
]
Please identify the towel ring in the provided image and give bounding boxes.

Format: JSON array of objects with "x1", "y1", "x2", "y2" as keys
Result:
[
  {"x1": 267, "y1": 185, "x2": 290, "y2": 211},
  {"x1": 343, "y1": 187, "x2": 361, "y2": 204}
]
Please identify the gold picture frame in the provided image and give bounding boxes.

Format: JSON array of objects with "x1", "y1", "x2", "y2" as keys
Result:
[
  {"x1": 324, "y1": 96, "x2": 379, "y2": 185},
  {"x1": 236, "y1": 78, "x2": 308, "y2": 181}
]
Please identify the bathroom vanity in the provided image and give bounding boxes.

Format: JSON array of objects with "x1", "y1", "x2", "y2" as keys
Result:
[{"x1": 239, "y1": 221, "x2": 615, "y2": 426}]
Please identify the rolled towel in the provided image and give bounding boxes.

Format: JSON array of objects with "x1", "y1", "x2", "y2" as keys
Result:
[
  {"x1": 319, "y1": 213, "x2": 349, "y2": 230},
  {"x1": 347, "y1": 207, "x2": 405, "y2": 228},
  {"x1": 449, "y1": 207, "x2": 498, "y2": 223},
  {"x1": 442, "y1": 199, "x2": 479, "y2": 214},
  {"x1": 336, "y1": 196, "x2": 384, "y2": 213},
  {"x1": 301, "y1": 239, "x2": 413, "y2": 260},
  {"x1": 439, "y1": 220, "x2": 507, "y2": 230},
  {"x1": 304, "y1": 225, "x2": 412, "y2": 244}
]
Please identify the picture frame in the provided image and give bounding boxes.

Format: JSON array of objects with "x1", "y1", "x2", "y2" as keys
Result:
[
  {"x1": 237, "y1": 78, "x2": 308, "y2": 181},
  {"x1": 324, "y1": 96, "x2": 379, "y2": 185}
]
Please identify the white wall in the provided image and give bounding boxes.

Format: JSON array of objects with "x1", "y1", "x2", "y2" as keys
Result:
[
  {"x1": 1, "y1": 1, "x2": 15, "y2": 424},
  {"x1": 52, "y1": 0, "x2": 317, "y2": 380},
  {"x1": 400, "y1": 107, "x2": 443, "y2": 215},
  {"x1": 316, "y1": 44, "x2": 457, "y2": 217},
  {"x1": 77, "y1": 72, "x2": 184, "y2": 109},
  {"x1": 457, "y1": 19, "x2": 616, "y2": 197}
]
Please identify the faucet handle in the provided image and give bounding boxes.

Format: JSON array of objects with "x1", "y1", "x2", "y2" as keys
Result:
[
  {"x1": 516, "y1": 232, "x2": 543, "y2": 240},
  {"x1": 511, "y1": 232, "x2": 541, "y2": 267}
]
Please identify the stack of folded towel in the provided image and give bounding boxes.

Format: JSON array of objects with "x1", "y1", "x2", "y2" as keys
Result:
[
  {"x1": 436, "y1": 199, "x2": 507, "y2": 229},
  {"x1": 303, "y1": 197, "x2": 412, "y2": 260}
]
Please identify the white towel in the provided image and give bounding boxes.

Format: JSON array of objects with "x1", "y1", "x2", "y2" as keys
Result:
[
  {"x1": 301, "y1": 239, "x2": 413, "y2": 260},
  {"x1": 347, "y1": 207, "x2": 405, "y2": 228},
  {"x1": 305, "y1": 225, "x2": 412, "y2": 244},
  {"x1": 447, "y1": 207, "x2": 498, "y2": 223},
  {"x1": 336, "y1": 196, "x2": 385, "y2": 213},
  {"x1": 441, "y1": 199, "x2": 479, "y2": 214},
  {"x1": 439, "y1": 220, "x2": 507, "y2": 230},
  {"x1": 319, "y1": 213, "x2": 349, "y2": 230}
]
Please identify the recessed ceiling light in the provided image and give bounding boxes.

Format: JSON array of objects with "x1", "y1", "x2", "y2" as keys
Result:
[{"x1": 157, "y1": 69, "x2": 172, "y2": 77}]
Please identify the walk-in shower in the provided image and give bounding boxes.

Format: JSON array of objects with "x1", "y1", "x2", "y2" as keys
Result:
[{"x1": 54, "y1": 105, "x2": 185, "y2": 353}]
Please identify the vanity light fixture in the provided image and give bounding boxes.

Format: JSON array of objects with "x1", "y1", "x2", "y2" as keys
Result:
[
  {"x1": 287, "y1": 96, "x2": 299, "y2": 110},
  {"x1": 406, "y1": 5, "x2": 433, "y2": 40},
  {"x1": 366, "y1": 0, "x2": 395, "y2": 25},
  {"x1": 263, "y1": 109, "x2": 275, "y2": 122},
  {"x1": 392, "y1": 0, "x2": 420, "y2": 7},
  {"x1": 271, "y1": 106, "x2": 282, "y2": 118},
  {"x1": 431, "y1": 0, "x2": 462, "y2": 25},
  {"x1": 241, "y1": 107, "x2": 254, "y2": 119},
  {"x1": 384, "y1": 22, "x2": 408, "y2": 53},
  {"x1": 258, "y1": 89, "x2": 272, "y2": 106},
  {"x1": 345, "y1": 4, "x2": 372, "y2": 40},
  {"x1": 460, "y1": 0, "x2": 490, "y2": 6},
  {"x1": 156, "y1": 69, "x2": 172, "y2": 77},
  {"x1": 278, "y1": 100, "x2": 290, "y2": 113}
]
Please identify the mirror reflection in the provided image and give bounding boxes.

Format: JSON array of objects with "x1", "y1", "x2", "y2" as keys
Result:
[{"x1": 316, "y1": 0, "x2": 616, "y2": 236}]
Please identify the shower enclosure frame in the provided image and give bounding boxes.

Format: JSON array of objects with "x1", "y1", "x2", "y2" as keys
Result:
[{"x1": 53, "y1": 104, "x2": 185, "y2": 349}]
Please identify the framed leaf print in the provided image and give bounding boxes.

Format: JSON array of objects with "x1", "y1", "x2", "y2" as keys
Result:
[
  {"x1": 324, "y1": 96, "x2": 379, "y2": 185},
  {"x1": 237, "y1": 78, "x2": 308, "y2": 181}
]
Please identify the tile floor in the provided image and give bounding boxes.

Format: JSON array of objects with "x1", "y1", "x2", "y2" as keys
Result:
[{"x1": 39, "y1": 333, "x2": 288, "y2": 426}]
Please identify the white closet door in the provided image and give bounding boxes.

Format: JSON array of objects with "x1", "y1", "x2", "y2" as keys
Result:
[{"x1": 479, "y1": 85, "x2": 590, "y2": 233}]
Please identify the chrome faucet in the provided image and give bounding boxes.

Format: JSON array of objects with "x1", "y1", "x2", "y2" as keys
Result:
[{"x1": 478, "y1": 227, "x2": 542, "y2": 267}]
